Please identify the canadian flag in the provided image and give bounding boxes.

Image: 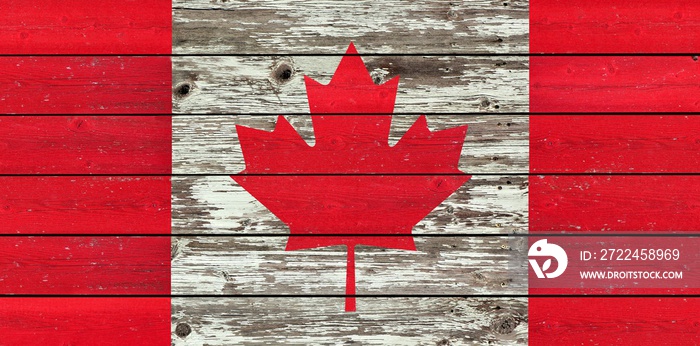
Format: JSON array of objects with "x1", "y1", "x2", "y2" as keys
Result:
[{"x1": 2, "y1": 0, "x2": 700, "y2": 345}]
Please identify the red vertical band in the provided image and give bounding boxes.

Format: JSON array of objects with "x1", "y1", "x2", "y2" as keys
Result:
[
  {"x1": 530, "y1": 1, "x2": 700, "y2": 344},
  {"x1": 0, "y1": 0, "x2": 172, "y2": 345}
]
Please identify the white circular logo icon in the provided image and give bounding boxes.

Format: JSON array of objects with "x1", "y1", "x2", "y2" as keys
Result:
[{"x1": 528, "y1": 239, "x2": 568, "y2": 279}]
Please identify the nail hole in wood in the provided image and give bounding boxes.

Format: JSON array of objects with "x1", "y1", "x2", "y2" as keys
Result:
[
  {"x1": 693, "y1": 56, "x2": 698, "y2": 61},
  {"x1": 494, "y1": 105, "x2": 500, "y2": 109},
  {"x1": 175, "y1": 323, "x2": 192, "y2": 338}
]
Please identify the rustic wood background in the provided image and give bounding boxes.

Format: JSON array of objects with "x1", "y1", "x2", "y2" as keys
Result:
[
  {"x1": 3, "y1": 0, "x2": 700, "y2": 344},
  {"x1": 170, "y1": 1, "x2": 530, "y2": 344}
]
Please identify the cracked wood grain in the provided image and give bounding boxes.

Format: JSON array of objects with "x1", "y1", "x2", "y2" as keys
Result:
[
  {"x1": 172, "y1": 56, "x2": 528, "y2": 114},
  {"x1": 172, "y1": 115, "x2": 528, "y2": 174},
  {"x1": 172, "y1": 297, "x2": 527, "y2": 345},
  {"x1": 170, "y1": 236, "x2": 527, "y2": 295},
  {"x1": 173, "y1": 0, "x2": 528, "y2": 54},
  {"x1": 172, "y1": 175, "x2": 528, "y2": 235}
]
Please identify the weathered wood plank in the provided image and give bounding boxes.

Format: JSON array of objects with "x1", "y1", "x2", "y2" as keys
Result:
[
  {"x1": 172, "y1": 297, "x2": 527, "y2": 345},
  {"x1": 0, "y1": 0, "x2": 171, "y2": 54},
  {"x1": 0, "y1": 177, "x2": 170, "y2": 234},
  {"x1": 0, "y1": 298, "x2": 170, "y2": 345},
  {"x1": 0, "y1": 116, "x2": 171, "y2": 174},
  {"x1": 173, "y1": 115, "x2": 528, "y2": 174},
  {"x1": 529, "y1": 298, "x2": 700, "y2": 345},
  {"x1": 0, "y1": 57, "x2": 171, "y2": 114},
  {"x1": 173, "y1": 0, "x2": 528, "y2": 54},
  {"x1": 0, "y1": 237, "x2": 169, "y2": 294},
  {"x1": 170, "y1": 236, "x2": 527, "y2": 295},
  {"x1": 530, "y1": 175, "x2": 700, "y2": 232},
  {"x1": 172, "y1": 56, "x2": 528, "y2": 114},
  {"x1": 531, "y1": 115, "x2": 700, "y2": 173},
  {"x1": 531, "y1": 0, "x2": 700, "y2": 53},
  {"x1": 172, "y1": 175, "x2": 528, "y2": 235},
  {"x1": 531, "y1": 56, "x2": 700, "y2": 113}
]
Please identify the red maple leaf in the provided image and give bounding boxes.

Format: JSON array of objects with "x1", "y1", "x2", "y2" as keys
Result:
[{"x1": 232, "y1": 43, "x2": 470, "y2": 311}]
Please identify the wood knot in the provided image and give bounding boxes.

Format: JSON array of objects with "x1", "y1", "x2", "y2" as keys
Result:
[
  {"x1": 271, "y1": 60, "x2": 295, "y2": 84},
  {"x1": 479, "y1": 97, "x2": 500, "y2": 111},
  {"x1": 370, "y1": 69, "x2": 389, "y2": 85},
  {"x1": 491, "y1": 314, "x2": 519, "y2": 334},
  {"x1": 174, "y1": 82, "x2": 195, "y2": 99},
  {"x1": 69, "y1": 117, "x2": 89, "y2": 132},
  {"x1": 175, "y1": 322, "x2": 192, "y2": 338},
  {"x1": 435, "y1": 338, "x2": 452, "y2": 346}
]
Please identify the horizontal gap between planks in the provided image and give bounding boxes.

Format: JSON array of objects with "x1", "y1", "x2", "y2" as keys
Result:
[
  {"x1": 6, "y1": 173, "x2": 700, "y2": 176},
  {"x1": 0, "y1": 53, "x2": 699, "y2": 57},
  {"x1": 5, "y1": 112, "x2": 700, "y2": 116},
  {"x1": 0, "y1": 294, "x2": 697, "y2": 298},
  {"x1": 1, "y1": 234, "x2": 698, "y2": 237}
]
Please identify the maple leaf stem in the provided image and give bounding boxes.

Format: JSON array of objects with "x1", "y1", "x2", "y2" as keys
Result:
[{"x1": 345, "y1": 244, "x2": 356, "y2": 312}]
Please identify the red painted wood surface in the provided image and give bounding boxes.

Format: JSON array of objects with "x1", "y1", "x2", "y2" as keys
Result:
[
  {"x1": 0, "y1": 177, "x2": 170, "y2": 234},
  {"x1": 0, "y1": 237, "x2": 169, "y2": 294},
  {"x1": 529, "y1": 298, "x2": 700, "y2": 345},
  {"x1": 0, "y1": 117, "x2": 171, "y2": 174},
  {"x1": 530, "y1": 3, "x2": 700, "y2": 344},
  {"x1": 530, "y1": 175, "x2": 700, "y2": 233},
  {"x1": 531, "y1": 116, "x2": 700, "y2": 173},
  {"x1": 0, "y1": 57, "x2": 171, "y2": 114},
  {"x1": 0, "y1": 0, "x2": 172, "y2": 341},
  {"x1": 530, "y1": 0, "x2": 700, "y2": 53},
  {"x1": 0, "y1": 298, "x2": 170, "y2": 346},
  {"x1": 531, "y1": 56, "x2": 700, "y2": 113},
  {"x1": 0, "y1": 0, "x2": 171, "y2": 54}
]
